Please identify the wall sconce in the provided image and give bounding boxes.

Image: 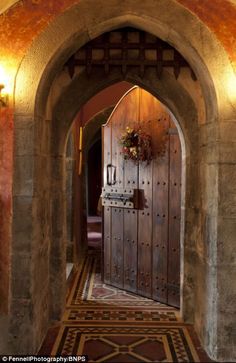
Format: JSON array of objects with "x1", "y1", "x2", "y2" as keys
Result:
[{"x1": 0, "y1": 84, "x2": 8, "y2": 107}]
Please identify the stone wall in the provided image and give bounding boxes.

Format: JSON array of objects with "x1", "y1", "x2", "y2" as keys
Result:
[
  {"x1": 0, "y1": 108, "x2": 12, "y2": 315},
  {"x1": 65, "y1": 132, "x2": 75, "y2": 262}
]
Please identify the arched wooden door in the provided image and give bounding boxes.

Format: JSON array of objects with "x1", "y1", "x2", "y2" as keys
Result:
[{"x1": 102, "y1": 87, "x2": 181, "y2": 308}]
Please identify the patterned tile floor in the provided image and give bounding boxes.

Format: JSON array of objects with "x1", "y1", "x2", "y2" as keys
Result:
[{"x1": 39, "y1": 251, "x2": 213, "y2": 362}]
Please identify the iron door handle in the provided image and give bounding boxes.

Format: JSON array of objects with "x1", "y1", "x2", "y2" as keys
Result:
[{"x1": 107, "y1": 164, "x2": 116, "y2": 185}]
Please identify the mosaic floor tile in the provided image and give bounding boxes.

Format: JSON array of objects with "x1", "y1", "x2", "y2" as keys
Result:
[
  {"x1": 40, "y1": 251, "x2": 212, "y2": 362},
  {"x1": 67, "y1": 254, "x2": 174, "y2": 309},
  {"x1": 51, "y1": 325, "x2": 200, "y2": 362}
]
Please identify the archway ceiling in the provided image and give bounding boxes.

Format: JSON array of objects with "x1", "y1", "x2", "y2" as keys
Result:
[
  {"x1": 0, "y1": 0, "x2": 236, "y2": 72},
  {"x1": 64, "y1": 28, "x2": 196, "y2": 81}
]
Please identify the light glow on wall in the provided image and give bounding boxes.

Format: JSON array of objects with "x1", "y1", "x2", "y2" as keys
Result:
[
  {"x1": 0, "y1": 64, "x2": 13, "y2": 94},
  {"x1": 0, "y1": 63, "x2": 16, "y2": 106},
  {"x1": 225, "y1": 69, "x2": 236, "y2": 101}
]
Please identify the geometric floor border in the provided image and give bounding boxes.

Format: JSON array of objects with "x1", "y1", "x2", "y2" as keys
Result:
[
  {"x1": 51, "y1": 324, "x2": 200, "y2": 362},
  {"x1": 63, "y1": 308, "x2": 180, "y2": 323}
]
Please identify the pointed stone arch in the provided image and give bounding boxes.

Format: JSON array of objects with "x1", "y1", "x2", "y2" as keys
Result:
[{"x1": 10, "y1": 1, "x2": 236, "y2": 360}]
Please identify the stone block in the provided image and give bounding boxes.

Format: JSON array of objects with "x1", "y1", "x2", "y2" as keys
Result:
[
  {"x1": 9, "y1": 299, "x2": 35, "y2": 354},
  {"x1": 217, "y1": 312, "x2": 236, "y2": 362},
  {"x1": 182, "y1": 247, "x2": 197, "y2": 323},
  {"x1": 13, "y1": 156, "x2": 34, "y2": 196},
  {"x1": 218, "y1": 217, "x2": 236, "y2": 265},
  {"x1": 49, "y1": 258, "x2": 66, "y2": 320},
  {"x1": 200, "y1": 163, "x2": 218, "y2": 215},
  {"x1": 203, "y1": 214, "x2": 217, "y2": 265},
  {"x1": 0, "y1": 315, "x2": 9, "y2": 354},
  {"x1": 14, "y1": 123, "x2": 34, "y2": 156},
  {"x1": 219, "y1": 164, "x2": 236, "y2": 217},
  {"x1": 199, "y1": 123, "x2": 218, "y2": 146},
  {"x1": 31, "y1": 289, "x2": 50, "y2": 350},
  {"x1": 51, "y1": 156, "x2": 64, "y2": 182},
  {"x1": 66, "y1": 133, "x2": 75, "y2": 157},
  {"x1": 12, "y1": 196, "x2": 34, "y2": 252},
  {"x1": 14, "y1": 114, "x2": 34, "y2": 129},
  {"x1": 199, "y1": 143, "x2": 219, "y2": 164},
  {"x1": 218, "y1": 265, "x2": 236, "y2": 313},
  {"x1": 31, "y1": 247, "x2": 50, "y2": 304},
  {"x1": 219, "y1": 121, "x2": 236, "y2": 143},
  {"x1": 185, "y1": 167, "x2": 200, "y2": 207},
  {"x1": 32, "y1": 155, "x2": 51, "y2": 196},
  {"x1": 66, "y1": 172, "x2": 73, "y2": 193},
  {"x1": 0, "y1": 232, "x2": 10, "y2": 314},
  {"x1": 35, "y1": 120, "x2": 51, "y2": 155},
  {"x1": 31, "y1": 190, "x2": 51, "y2": 244},
  {"x1": 11, "y1": 252, "x2": 31, "y2": 299},
  {"x1": 194, "y1": 259, "x2": 217, "y2": 359},
  {"x1": 11, "y1": 277, "x2": 31, "y2": 300},
  {"x1": 219, "y1": 142, "x2": 236, "y2": 164},
  {"x1": 51, "y1": 195, "x2": 66, "y2": 240},
  {"x1": 66, "y1": 158, "x2": 75, "y2": 172}
]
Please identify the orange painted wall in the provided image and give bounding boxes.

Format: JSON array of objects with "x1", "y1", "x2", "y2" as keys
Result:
[
  {"x1": 77, "y1": 82, "x2": 133, "y2": 126},
  {"x1": 178, "y1": 0, "x2": 236, "y2": 66}
]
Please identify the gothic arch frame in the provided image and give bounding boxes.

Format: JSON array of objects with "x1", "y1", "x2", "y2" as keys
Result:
[
  {"x1": 11, "y1": 0, "x2": 236, "y2": 359},
  {"x1": 50, "y1": 67, "x2": 196, "y2": 316}
]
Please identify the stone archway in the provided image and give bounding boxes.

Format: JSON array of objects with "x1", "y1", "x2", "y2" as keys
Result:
[
  {"x1": 10, "y1": 1, "x2": 236, "y2": 360},
  {"x1": 51, "y1": 66, "x2": 196, "y2": 312}
]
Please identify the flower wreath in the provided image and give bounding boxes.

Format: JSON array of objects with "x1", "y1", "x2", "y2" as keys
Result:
[{"x1": 119, "y1": 126, "x2": 152, "y2": 163}]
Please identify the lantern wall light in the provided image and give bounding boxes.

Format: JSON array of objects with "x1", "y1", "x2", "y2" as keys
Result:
[
  {"x1": 0, "y1": 65, "x2": 10, "y2": 108},
  {"x1": 0, "y1": 84, "x2": 8, "y2": 108}
]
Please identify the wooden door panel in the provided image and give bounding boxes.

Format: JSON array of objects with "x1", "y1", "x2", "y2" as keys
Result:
[
  {"x1": 137, "y1": 162, "x2": 152, "y2": 297},
  {"x1": 110, "y1": 88, "x2": 139, "y2": 289},
  {"x1": 109, "y1": 95, "x2": 126, "y2": 289},
  {"x1": 137, "y1": 93, "x2": 158, "y2": 298},
  {"x1": 111, "y1": 117, "x2": 124, "y2": 187},
  {"x1": 111, "y1": 208, "x2": 124, "y2": 288},
  {"x1": 152, "y1": 115, "x2": 170, "y2": 303},
  {"x1": 103, "y1": 206, "x2": 111, "y2": 283},
  {"x1": 102, "y1": 125, "x2": 111, "y2": 284},
  {"x1": 137, "y1": 222, "x2": 152, "y2": 297},
  {"x1": 122, "y1": 90, "x2": 139, "y2": 292},
  {"x1": 168, "y1": 130, "x2": 181, "y2": 307},
  {"x1": 124, "y1": 209, "x2": 138, "y2": 293}
]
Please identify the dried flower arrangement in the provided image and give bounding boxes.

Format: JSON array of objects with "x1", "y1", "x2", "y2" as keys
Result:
[{"x1": 119, "y1": 126, "x2": 152, "y2": 163}]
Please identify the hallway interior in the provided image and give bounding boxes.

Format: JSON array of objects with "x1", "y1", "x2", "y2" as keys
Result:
[{"x1": 39, "y1": 218, "x2": 212, "y2": 362}]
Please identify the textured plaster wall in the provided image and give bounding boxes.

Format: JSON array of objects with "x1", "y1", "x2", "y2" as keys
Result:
[{"x1": 178, "y1": 0, "x2": 236, "y2": 67}]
